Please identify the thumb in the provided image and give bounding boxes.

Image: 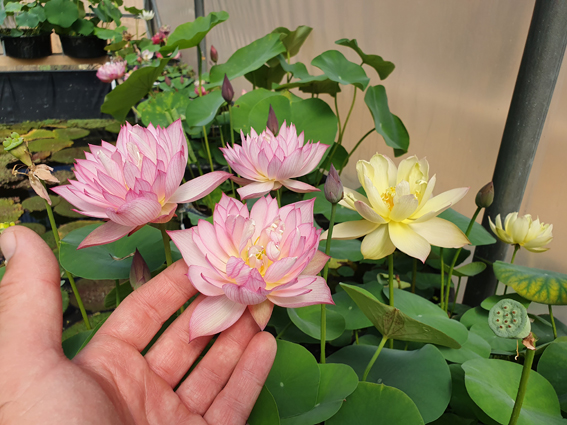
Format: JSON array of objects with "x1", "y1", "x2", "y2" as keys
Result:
[{"x1": 0, "y1": 225, "x2": 63, "y2": 355}]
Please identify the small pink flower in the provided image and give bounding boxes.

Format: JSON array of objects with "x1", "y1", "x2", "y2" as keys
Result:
[
  {"x1": 52, "y1": 120, "x2": 231, "y2": 248},
  {"x1": 168, "y1": 194, "x2": 333, "y2": 341},
  {"x1": 152, "y1": 33, "x2": 165, "y2": 45},
  {"x1": 194, "y1": 80, "x2": 208, "y2": 96},
  {"x1": 96, "y1": 61, "x2": 126, "y2": 83},
  {"x1": 221, "y1": 121, "x2": 329, "y2": 200}
]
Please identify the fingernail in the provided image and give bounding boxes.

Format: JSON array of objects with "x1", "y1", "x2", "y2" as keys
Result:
[{"x1": 0, "y1": 230, "x2": 16, "y2": 262}]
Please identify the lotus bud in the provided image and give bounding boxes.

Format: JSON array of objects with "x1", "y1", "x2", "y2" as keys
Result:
[
  {"x1": 324, "y1": 164, "x2": 343, "y2": 204},
  {"x1": 222, "y1": 74, "x2": 234, "y2": 103},
  {"x1": 267, "y1": 105, "x2": 279, "y2": 135},
  {"x1": 210, "y1": 45, "x2": 218, "y2": 63},
  {"x1": 164, "y1": 76, "x2": 171, "y2": 86},
  {"x1": 4, "y1": 132, "x2": 32, "y2": 167},
  {"x1": 180, "y1": 75, "x2": 184, "y2": 84},
  {"x1": 475, "y1": 181, "x2": 494, "y2": 209},
  {"x1": 129, "y1": 249, "x2": 151, "y2": 290},
  {"x1": 488, "y1": 298, "x2": 531, "y2": 339}
]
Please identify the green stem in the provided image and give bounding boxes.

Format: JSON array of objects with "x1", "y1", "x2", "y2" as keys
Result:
[
  {"x1": 339, "y1": 88, "x2": 357, "y2": 143},
  {"x1": 45, "y1": 199, "x2": 91, "y2": 330},
  {"x1": 334, "y1": 95, "x2": 342, "y2": 140},
  {"x1": 388, "y1": 254, "x2": 394, "y2": 307},
  {"x1": 202, "y1": 126, "x2": 214, "y2": 171},
  {"x1": 219, "y1": 126, "x2": 236, "y2": 197},
  {"x1": 286, "y1": 50, "x2": 291, "y2": 83},
  {"x1": 450, "y1": 276, "x2": 462, "y2": 316},
  {"x1": 196, "y1": 45, "x2": 203, "y2": 98},
  {"x1": 159, "y1": 224, "x2": 173, "y2": 267},
  {"x1": 362, "y1": 334, "x2": 388, "y2": 381},
  {"x1": 276, "y1": 322, "x2": 291, "y2": 340},
  {"x1": 355, "y1": 329, "x2": 359, "y2": 345},
  {"x1": 440, "y1": 247, "x2": 445, "y2": 311},
  {"x1": 549, "y1": 305, "x2": 558, "y2": 339},
  {"x1": 508, "y1": 342, "x2": 536, "y2": 425},
  {"x1": 446, "y1": 206, "x2": 481, "y2": 310},
  {"x1": 115, "y1": 279, "x2": 120, "y2": 307},
  {"x1": 411, "y1": 258, "x2": 417, "y2": 294},
  {"x1": 321, "y1": 203, "x2": 337, "y2": 364},
  {"x1": 228, "y1": 105, "x2": 235, "y2": 147},
  {"x1": 276, "y1": 188, "x2": 282, "y2": 208},
  {"x1": 504, "y1": 245, "x2": 521, "y2": 295},
  {"x1": 339, "y1": 128, "x2": 374, "y2": 175}
]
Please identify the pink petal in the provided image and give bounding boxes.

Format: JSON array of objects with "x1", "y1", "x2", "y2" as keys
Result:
[
  {"x1": 300, "y1": 250, "x2": 329, "y2": 276},
  {"x1": 188, "y1": 265, "x2": 226, "y2": 296},
  {"x1": 51, "y1": 185, "x2": 109, "y2": 216},
  {"x1": 230, "y1": 176, "x2": 255, "y2": 186},
  {"x1": 248, "y1": 300, "x2": 274, "y2": 330},
  {"x1": 188, "y1": 295, "x2": 247, "y2": 341},
  {"x1": 281, "y1": 179, "x2": 320, "y2": 193},
  {"x1": 78, "y1": 221, "x2": 136, "y2": 249},
  {"x1": 167, "y1": 229, "x2": 209, "y2": 268},
  {"x1": 168, "y1": 171, "x2": 231, "y2": 203},
  {"x1": 106, "y1": 197, "x2": 162, "y2": 226},
  {"x1": 237, "y1": 181, "x2": 276, "y2": 200},
  {"x1": 268, "y1": 276, "x2": 333, "y2": 308},
  {"x1": 164, "y1": 151, "x2": 186, "y2": 200},
  {"x1": 223, "y1": 282, "x2": 267, "y2": 305},
  {"x1": 130, "y1": 249, "x2": 151, "y2": 290},
  {"x1": 264, "y1": 257, "x2": 298, "y2": 282}
]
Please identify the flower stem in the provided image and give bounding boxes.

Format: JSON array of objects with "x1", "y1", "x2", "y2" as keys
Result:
[
  {"x1": 339, "y1": 128, "x2": 374, "y2": 175},
  {"x1": 334, "y1": 95, "x2": 342, "y2": 140},
  {"x1": 450, "y1": 276, "x2": 462, "y2": 316},
  {"x1": 321, "y1": 203, "x2": 337, "y2": 364},
  {"x1": 115, "y1": 279, "x2": 121, "y2": 307},
  {"x1": 549, "y1": 304, "x2": 558, "y2": 339},
  {"x1": 339, "y1": 88, "x2": 357, "y2": 143},
  {"x1": 388, "y1": 254, "x2": 394, "y2": 307},
  {"x1": 440, "y1": 247, "x2": 445, "y2": 311},
  {"x1": 228, "y1": 105, "x2": 235, "y2": 147},
  {"x1": 159, "y1": 224, "x2": 173, "y2": 268},
  {"x1": 508, "y1": 341, "x2": 536, "y2": 425},
  {"x1": 196, "y1": 45, "x2": 203, "y2": 98},
  {"x1": 504, "y1": 245, "x2": 521, "y2": 295},
  {"x1": 202, "y1": 126, "x2": 215, "y2": 172},
  {"x1": 276, "y1": 188, "x2": 282, "y2": 208},
  {"x1": 44, "y1": 198, "x2": 91, "y2": 330},
  {"x1": 411, "y1": 258, "x2": 417, "y2": 294},
  {"x1": 355, "y1": 329, "x2": 359, "y2": 345},
  {"x1": 363, "y1": 334, "x2": 388, "y2": 381}
]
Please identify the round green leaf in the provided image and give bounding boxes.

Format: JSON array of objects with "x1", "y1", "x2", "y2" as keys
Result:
[
  {"x1": 494, "y1": 261, "x2": 567, "y2": 305},
  {"x1": 311, "y1": 50, "x2": 370, "y2": 91},
  {"x1": 163, "y1": 11, "x2": 229, "y2": 53},
  {"x1": 469, "y1": 323, "x2": 518, "y2": 355},
  {"x1": 481, "y1": 293, "x2": 531, "y2": 311},
  {"x1": 248, "y1": 96, "x2": 292, "y2": 134},
  {"x1": 61, "y1": 288, "x2": 69, "y2": 313},
  {"x1": 462, "y1": 358, "x2": 566, "y2": 425},
  {"x1": 265, "y1": 340, "x2": 320, "y2": 419},
  {"x1": 51, "y1": 147, "x2": 87, "y2": 164},
  {"x1": 15, "y1": 11, "x2": 40, "y2": 28},
  {"x1": 438, "y1": 330, "x2": 491, "y2": 364},
  {"x1": 184, "y1": 91, "x2": 225, "y2": 128},
  {"x1": 327, "y1": 289, "x2": 373, "y2": 330},
  {"x1": 273, "y1": 25, "x2": 312, "y2": 57},
  {"x1": 59, "y1": 224, "x2": 165, "y2": 280},
  {"x1": 22, "y1": 195, "x2": 61, "y2": 212},
  {"x1": 45, "y1": 0, "x2": 79, "y2": 28},
  {"x1": 290, "y1": 98, "x2": 338, "y2": 146},
  {"x1": 231, "y1": 88, "x2": 281, "y2": 134},
  {"x1": 288, "y1": 305, "x2": 345, "y2": 341},
  {"x1": 53, "y1": 128, "x2": 90, "y2": 140},
  {"x1": 538, "y1": 340, "x2": 567, "y2": 413},
  {"x1": 318, "y1": 238, "x2": 363, "y2": 262},
  {"x1": 335, "y1": 38, "x2": 395, "y2": 80},
  {"x1": 28, "y1": 138, "x2": 73, "y2": 153},
  {"x1": 326, "y1": 382, "x2": 424, "y2": 425},
  {"x1": 248, "y1": 386, "x2": 280, "y2": 425},
  {"x1": 0, "y1": 199, "x2": 23, "y2": 222},
  {"x1": 459, "y1": 306, "x2": 489, "y2": 329},
  {"x1": 328, "y1": 344, "x2": 450, "y2": 423},
  {"x1": 281, "y1": 363, "x2": 358, "y2": 425}
]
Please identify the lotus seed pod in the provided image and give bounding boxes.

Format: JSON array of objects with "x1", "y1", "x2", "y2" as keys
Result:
[{"x1": 488, "y1": 298, "x2": 531, "y2": 339}]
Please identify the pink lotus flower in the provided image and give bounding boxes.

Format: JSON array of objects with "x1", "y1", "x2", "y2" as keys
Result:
[
  {"x1": 52, "y1": 120, "x2": 231, "y2": 249},
  {"x1": 152, "y1": 32, "x2": 166, "y2": 45},
  {"x1": 168, "y1": 194, "x2": 333, "y2": 341},
  {"x1": 221, "y1": 122, "x2": 329, "y2": 200},
  {"x1": 96, "y1": 61, "x2": 126, "y2": 83}
]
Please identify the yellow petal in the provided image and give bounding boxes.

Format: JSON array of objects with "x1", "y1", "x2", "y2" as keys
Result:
[
  {"x1": 510, "y1": 215, "x2": 530, "y2": 244},
  {"x1": 396, "y1": 156, "x2": 418, "y2": 183},
  {"x1": 409, "y1": 217, "x2": 470, "y2": 249},
  {"x1": 339, "y1": 187, "x2": 370, "y2": 211},
  {"x1": 369, "y1": 153, "x2": 396, "y2": 191},
  {"x1": 390, "y1": 194, "x2": 419, "y2": 222},
  {"x1": 363, "y1": 175, "x2": 390, "y2": 217},
  {"x1": 412, "y1": 187, "x2": 469, "y2": 219},
  {"x1": 389, "y1": 221, "x2": 431, "y2": 263},
  {"x1": 321, "y1": 219, "x2": 379, "y2": 240},
  {"x1": 361, "y1": 225, "x2": 396, "y2": 260},
  {"x1": 354, "y1": 200, "x2": 387, "y2": 224}
]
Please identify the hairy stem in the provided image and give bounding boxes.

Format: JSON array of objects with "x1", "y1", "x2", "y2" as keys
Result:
[
  {"x1": 363, "y1": 335, "x2": 388, "y2": 381},
  {"x1": 508, "y1": 342, "x2": 536, "y2": 425},
  {"x1": 321, "y1": 203, "x2": 337, "y2": 363}
]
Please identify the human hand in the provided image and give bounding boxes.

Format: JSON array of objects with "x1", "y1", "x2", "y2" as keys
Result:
[{"x1": 0, "y1": 226, "x2": 277, "y2": 424}]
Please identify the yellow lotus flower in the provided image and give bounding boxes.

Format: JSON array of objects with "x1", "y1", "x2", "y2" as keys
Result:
[
  {"x1": 322, "y1": 153, "x2": 470, "y2": 262},
  {"x1": 489, "y1": 213, "x2": 552, "y2": 252}
]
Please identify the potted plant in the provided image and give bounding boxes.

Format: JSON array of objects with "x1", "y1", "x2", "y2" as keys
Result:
[
  {"x1": 45, "y1": 0, "x2": 122, "y2": 58},
  {"x1": 0, "y1": 0, "x2": 52, "y2": 59}
]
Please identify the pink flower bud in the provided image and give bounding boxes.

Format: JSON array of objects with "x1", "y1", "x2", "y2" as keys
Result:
[
  {"x1": 267, "y1": 105, "x2": 279, "y2": 136},
  {"x1": 129, "y1": 249, "x2": 151, "y2": 290},
  {"x1": 324, "y1": 164, "x2": 343, "y2": 204},
  {"x1": 222, "y1": 74, "x2": 234, "y2": 103},
  {"x1": 210, "y1": 45, "x2": 218, "y2": 63},
  {"x1": 164, "y1": 76, "x2": 171, "y2": 86},
  {"x1": 475, "y1": 182, "x2": 494, "y2": 209}
]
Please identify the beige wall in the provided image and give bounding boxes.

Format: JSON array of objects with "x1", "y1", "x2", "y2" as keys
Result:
[{"x1": 158, "y1": 1, "x2": 567, "y2": 278}]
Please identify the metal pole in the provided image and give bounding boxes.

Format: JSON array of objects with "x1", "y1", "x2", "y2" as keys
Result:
[
  {"x1": 194, "y1": 0, "x2": 206, "y2": 73},
  {"x1": 463, "y1": 0, "x2": 567, "y2": 306}
]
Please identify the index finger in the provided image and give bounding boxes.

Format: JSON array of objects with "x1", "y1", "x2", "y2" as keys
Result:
[{"x1": 89, "y1": 259, "x2": 196, "y2": 351}]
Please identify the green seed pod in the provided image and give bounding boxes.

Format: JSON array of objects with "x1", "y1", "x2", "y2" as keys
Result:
[{"x1": 488, "y1": 299, "x2": 531, "y2": 339}]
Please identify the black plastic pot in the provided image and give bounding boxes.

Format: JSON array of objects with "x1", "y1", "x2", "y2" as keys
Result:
[
  {"x1": 1, "y1": 32, "x2": 52, "y2": 59},
  {"x1": 59, "y1": 34, "x2": 107, "y2": 58}
]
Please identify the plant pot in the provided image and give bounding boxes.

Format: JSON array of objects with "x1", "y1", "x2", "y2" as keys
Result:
[
  {"x1": 1, "y1": 32, "x2": 52, "y2": 59},
  {"x1": 59, "y1": 34, "x2": 107, "y2": 59}
]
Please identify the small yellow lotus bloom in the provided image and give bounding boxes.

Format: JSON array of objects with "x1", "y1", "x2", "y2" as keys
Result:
[
  {"x1": 489, "y1": 213, "x2": 552, "y2": 252},
  {"x1": 322, "y1": 153, "x2": 470, "y2": 262}
]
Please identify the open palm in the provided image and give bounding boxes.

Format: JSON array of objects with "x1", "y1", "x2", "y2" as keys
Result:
[{"x1": 0, "y1": 226, "x2": 276, "y2": 425}]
